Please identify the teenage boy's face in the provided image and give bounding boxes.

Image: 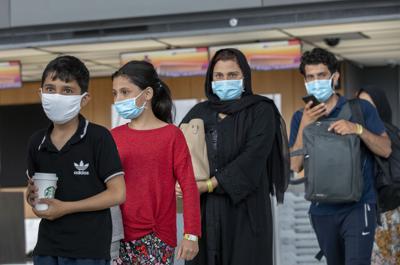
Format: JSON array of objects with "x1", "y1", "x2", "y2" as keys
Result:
[
  {"x1": 42, "y1": 74, "x2": 82, "y2": 95},
  {"x1": 40, "y1": 73, "x2": 90, "y2": 109}
]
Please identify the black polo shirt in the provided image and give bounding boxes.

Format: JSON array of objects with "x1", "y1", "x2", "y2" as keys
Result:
[{"x1": 27, "y1": 115, "x2": 123, "y2": 259}]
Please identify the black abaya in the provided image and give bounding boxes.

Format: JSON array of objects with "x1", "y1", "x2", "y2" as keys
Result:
[{"x1": 183, "y1": 100, "x2": 276, "y2": 265}]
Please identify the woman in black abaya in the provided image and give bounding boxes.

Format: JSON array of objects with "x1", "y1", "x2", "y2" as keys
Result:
[
  {"x1": 357, "y1": 86, "x2": 400, "y2": 264},
  {"x1": 178, "y1": 48, "x2": 289, "y2": 265}
]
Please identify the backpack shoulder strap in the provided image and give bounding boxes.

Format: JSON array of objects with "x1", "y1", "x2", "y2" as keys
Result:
[
  {"x1": 348, "y1": 99, "x2": 365, "y2": 126},
  {"x1": 290, "y1": 149, "x2": 304, "y2": 157},
  {"x1": 337, "y1": 101, "x2": 352, "y2": 121}
]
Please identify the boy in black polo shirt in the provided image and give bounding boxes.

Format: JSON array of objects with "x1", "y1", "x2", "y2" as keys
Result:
[{"x1": 26, "y1": 56, "x2": 125, "y2": 265}]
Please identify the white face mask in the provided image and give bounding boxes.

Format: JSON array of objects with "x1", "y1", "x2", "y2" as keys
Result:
[{"x1": 41, "y1": 92, "x2": 87, "y2": 124}]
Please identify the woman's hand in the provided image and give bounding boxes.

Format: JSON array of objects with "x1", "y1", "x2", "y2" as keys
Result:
[
  {"x1": 176, "y1": 177, "x2": 219, "y2": 197},
  {"x1": 197, "y1": 177, "x2": 219, "y2": 194},
  {"x1": 196, "y1": 181, "x2": 208, "y2": 194},
  {"x1": 176, "y1": 181, "x2": 207, "y2": 197}
]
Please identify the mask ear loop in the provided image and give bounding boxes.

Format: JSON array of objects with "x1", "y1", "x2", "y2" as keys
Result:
[
  {"x1": 240, "y1": 79, "x2": 245, "y2": 92},
  {"x1": 135, "y1": 89, "x2": 148, "y2": 109},
  {"x1": 329, "y1": 73, "x2": 336, "y2": 91},
  {"x1": 80, "y1": 92, "x2": 89, "y2": 107}
]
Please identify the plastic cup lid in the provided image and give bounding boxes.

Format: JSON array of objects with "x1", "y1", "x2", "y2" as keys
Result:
[{"x1": 32, "y1": 173, "x2": 58, "y2": 181}]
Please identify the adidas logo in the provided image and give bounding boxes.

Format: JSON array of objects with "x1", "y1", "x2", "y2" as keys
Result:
[{"x1": 74, "y1": 160, "x2": 89, "y2": 175}]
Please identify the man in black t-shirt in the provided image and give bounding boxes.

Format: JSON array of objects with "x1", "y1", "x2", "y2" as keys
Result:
[{"x1": 26, "y1": 56, "x2": 125, "y2": 265}]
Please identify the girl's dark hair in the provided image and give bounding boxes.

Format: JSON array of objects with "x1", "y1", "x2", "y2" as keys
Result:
[
  {"x1": 205, "y1": 48, "x2": 253, "y2": 101},
  {"x1": 112, "y1": 61, "x2": 173, "y2": 123}
]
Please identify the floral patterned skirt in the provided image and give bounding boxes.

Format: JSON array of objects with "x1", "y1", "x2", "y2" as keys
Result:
[
  {"x1": 114, "y1": 233, "x2": 175, "y2": 265},
  {"x1": 371, "y1": 206, "x2": 400, "y2": 265}
]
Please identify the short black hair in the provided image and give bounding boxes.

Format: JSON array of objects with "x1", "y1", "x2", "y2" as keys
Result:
[
  {"x1": 299, "y1": 48, "x2": 339, "y2": 77},
  {"x1": 41, "y1": 55, "x2": 90, "y2": 94}
]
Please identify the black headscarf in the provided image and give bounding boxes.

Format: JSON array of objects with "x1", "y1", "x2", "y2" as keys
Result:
[
  {"x1": 357, "y1": 85, "x2": 392, "y2": 124},
  {"x1": 205, "y1": 48, "x2": 290, "y2": 203},
  {"x1": 205, "y1": 48, "x2": 262, "y2": 114}
]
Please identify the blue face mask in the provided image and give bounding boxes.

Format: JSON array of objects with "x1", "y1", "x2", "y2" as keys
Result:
[
  {"x1": 211, "y1": 79, "x2": 244, "y2": 101},
  {"x1": 305, "y1": 76, "x2": 334, "y2": 102},
  {"x1": 114, "y1": 91, "x2": 146, "y2": 120}
]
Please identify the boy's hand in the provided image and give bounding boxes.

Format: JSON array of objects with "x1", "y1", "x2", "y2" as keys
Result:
[
  {"x1": 32, "y1": 199, "x2": 70, "y2": 221},
  {"x1": 177, "y1": 238, "x2": 199, "y2": 260},
  {"x1": 26, "y1": 178, "x2": 38, "y2": 207}
]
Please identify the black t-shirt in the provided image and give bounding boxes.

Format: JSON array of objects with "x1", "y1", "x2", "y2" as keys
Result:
[{"x1": 27, "y1": 115, "x2": 123, "y2": 259}]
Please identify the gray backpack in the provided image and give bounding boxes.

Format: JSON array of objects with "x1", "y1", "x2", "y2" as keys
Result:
[{"x1": 291, "y1": 102, "x2": 364, "y2": 203}]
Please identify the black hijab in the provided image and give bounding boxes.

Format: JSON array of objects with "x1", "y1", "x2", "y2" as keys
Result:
[
  {"x1": 205, "y1": 48, "x2": 290, "y2": 203},
  {"x1": 357, "y1": 86, "x2": 392, "y2": 124},
  {"x1": 205, "y1": 48, "x2": 263, "y2": 114}
]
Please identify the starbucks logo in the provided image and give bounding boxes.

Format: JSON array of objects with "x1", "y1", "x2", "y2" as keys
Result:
[{"x1": 44, "y1": 186, "x2": 56, "y2": 198}]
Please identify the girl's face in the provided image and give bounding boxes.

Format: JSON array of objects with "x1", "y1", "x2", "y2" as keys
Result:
[
  {"x1": 212, "y1": 59, "x2": 243, "y2": 81},
  {"x1": 358, "y1": 91, "x2": 376, "y2": 107},
  {"x1": 112, "y1": 76, "x2": 147, "y2": 107}
]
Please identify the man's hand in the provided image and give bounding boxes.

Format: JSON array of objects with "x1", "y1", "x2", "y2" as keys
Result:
[
  {"x1": 328, "y1": 120, "x2": 358, "y2": 135},
  {"x1": 301, "y1": 101, "x2": 327, "y2": 127},
  {"x1": 176, "y1": 238, "x2": 199, "y2": 261},
  {"x1": 26, "y1": 178, "x2": 38, "y2": 207},
  {"x1": 32, "y1": 198, "x2": 70, "y2": 221}
]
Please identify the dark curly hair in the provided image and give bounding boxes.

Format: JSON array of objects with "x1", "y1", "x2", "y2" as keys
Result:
[{"x1": 299, "y1": 48, "x2": 339, "y2": 77}]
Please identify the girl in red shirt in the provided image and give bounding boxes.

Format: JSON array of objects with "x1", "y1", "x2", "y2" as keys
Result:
[{"x1": 111, "y1": 61, "x2": 201, "y2": 265}]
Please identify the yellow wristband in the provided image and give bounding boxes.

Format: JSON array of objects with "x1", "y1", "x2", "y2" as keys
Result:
[
  {"x1": 184, "y1": 234, "x2": 198, "y2": 242},
  {"x1": 356, "y1": 123, "x2": 364, "y2": 136},
  {"x1": 206, "y1": 179, "x2": 214, "y2": 193}
]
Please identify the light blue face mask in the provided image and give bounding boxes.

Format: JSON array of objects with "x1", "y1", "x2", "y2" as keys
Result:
[
  {"x1": 211, "y1": 79, "x2": 244, "y2": 101},
  {"x1": 114, "y1": 90, "x2": 146, "y2": 120},
  {"x1": 305, "y1": 76, "x2": 334, "y2": 102}
]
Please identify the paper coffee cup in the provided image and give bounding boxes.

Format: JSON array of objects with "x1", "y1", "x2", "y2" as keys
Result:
[{"x1": 32, "y1": 173, "x2": 58, "y2": 211}]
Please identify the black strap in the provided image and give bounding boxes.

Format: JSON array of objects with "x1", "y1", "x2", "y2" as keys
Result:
[
  {"x1": 349, "y1": 99, "x2": 388, "y2": 217},
  {"x1": 348, "y1": 99, "x2": 365, "y2": 126},
  {"x1": 347, "y1": 99, "x2": 368, "y2": 166},
  {"x1": 337, "y1": 101, "x2": 352, "y2": 121},
  {"x1": 290, "y1": 149, "x2": 304, "y2": 157},
  {"x1": 315, "y1": 250, "x2": 324, "y2": 261}
]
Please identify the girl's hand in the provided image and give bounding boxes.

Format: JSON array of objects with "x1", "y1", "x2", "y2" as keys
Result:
[
  {"x1": 175, "y1": 182, "x2": 183, "y2": 198},
  {"x1": 177, "y1": 238, "x2": 199, "y2": 260}
]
